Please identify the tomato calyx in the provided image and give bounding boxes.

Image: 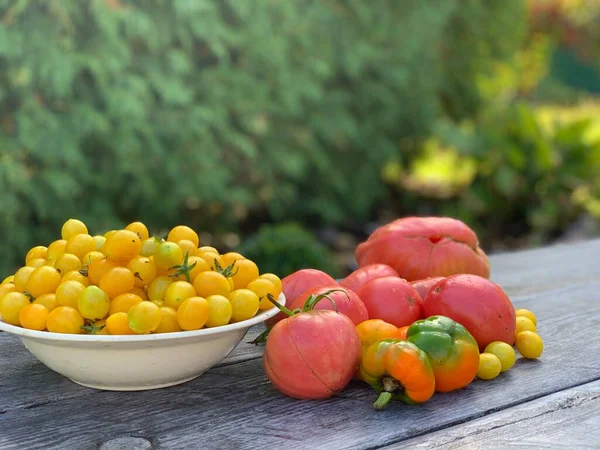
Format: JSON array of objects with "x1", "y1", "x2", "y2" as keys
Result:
[
  {"x1": 81, "y1": 319, "x2": 105, "y2": 334},
  {"x1": 249, "y1": 289, "x2": 344, "y2": 345},
  {"x1": 169, "y1": 252, "x2": 197, "y2": 283},
  {"x1": 213, "y1": 260, "x2": 238, "y2": 278}
]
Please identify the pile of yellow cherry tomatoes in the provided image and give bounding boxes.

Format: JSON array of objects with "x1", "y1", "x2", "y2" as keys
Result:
[
  {"x1": 0, "y1": 219, "x2": 282, "y2": 335},
  {"x1": 476, "y1": 308, "x2": 544, "y2": 380}
]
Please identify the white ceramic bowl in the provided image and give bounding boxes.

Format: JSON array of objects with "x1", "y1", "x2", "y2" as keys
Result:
[{"x1": 0, "y1": 293, "x2": 285, "y2": 391}]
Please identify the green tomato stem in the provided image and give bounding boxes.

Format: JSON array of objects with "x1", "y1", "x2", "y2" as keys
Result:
[{"x1": 373, "y1": 392, "x2": 393, "y2": 411}]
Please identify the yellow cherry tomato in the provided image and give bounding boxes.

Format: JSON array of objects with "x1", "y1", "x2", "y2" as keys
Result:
[
  {"x1": 187, "y1": 256, "x2": 210, "y2": 282},
  {"x1": 516, "y1": 316, "x2": 536, "y2": 335},
  {"x1": 164, "y1": 281, "x2": 196, "y2": 310},
  {"x1": 484, "y1": 341, "x2": 516, "y2": 372},
  {"x1": 168, "y1": 225, "x2": 199, "y2": 247},
  {"x1": 34, "y1": 293, "x2": 58, "y2": 312},
  {"x1": 153, "y1": 241, "x2": 183, "y2": 271},
  {"x1": 26, "y1": 246, "x2": 48, "y2": 264},
  {"x1": 205, "y1": 295, "x2": 232, "y2": 328},
  {"x1": 55, "y1": 280, "x2": 87, "y2": 308},
  {"x1": 103, "y1": 230, "x2": 142, "y2": 262},
  {"x1": 19, "y1": 303, "x2": 49, "y2": 331},
  {"x1": 194, "y1": 246, "x2": 218, "y2": 257},
  {"x1": 61, "y1": 218, "x2": 88, "y2": 240},
  {"x1": 87, "y1": 258, "x2": 118, "y2": 286},
  {"x1": 62, "y1": 270, "x2": 90, "y2": 286},
  {"x1": 47, "y1": 306, "x2": 84, "y2": 334},
  {"x1": 231, "y1": 259, "x2": 259, "y2": 290},
  {"x1": 127, "y1": 256, "x2": 157, "y2": 288},
  {"x1": 78, "y1": 285, "x2": 110, "y2": 320},
  {"x1": 193, "y1": 271, "x2": 232, "y2": 298},
  {"x1": 27, "y1": 258, "x2": 47, "y2": 268},
  {"x1": 46, "y1": 239, "x2": 67, "y2": 263},
  {"x1": 125, "y1": 221, "x2": 150, "y2": 241},
  {"x1": 0, "y1": 292, "x2": 30, "y2": 325},
  {"x1": 130, "y1": 285, "x2": 148, "y2": 301},
  {"x1": 477, "y1": 353, "x2": 502, "y2": 380},
  {"x1": 99, "y1": 267, "x2": 135, "y2": 299},
  {"x1": 147, "y1": 276, "x2": 173, "y2": 301},
  {"x1": 65, "y1": 234, "x2": 96, "y2": 260},
  {"x1": 221, "y1": 252, "x2": 245, "y2": 268},
  {"x1": 258, "y1": 273, "x2": 282, "y2": 295},
  {"x1": 515, "y1": 308, "x2": 537, "y2": 326},
  {"x1": 228, "y1": 289, "x2": 259, "y2": 322},
  {"x1": 81, "y1": 251, "x2": 105, "y2": 267},
  {"x1": 516, "y1": 331, "x2": 544, "y2": 359},
  {"x1": 177, "y1": 240, "x2": 197, "y2": 258},
  {"x1": 106, "y1": 312, "x2": 136, "y2": 335},
  {"x1": 154, "y1": 306, "x2": 183, "y2": 333},
  {"x1": 0, "y1": 283, "x2": 17, "y2": 302},
  {"x1": 247, "y1": 278, "x2": 280, "y2": 310},
  {"x1": 53, "y1": 253, "x2": 82, "y2": 275},
  {"x1": 93, "y1": 235, "x2": 106, "y2": 251},
  {"x1": 2, "y1": 275, "x2": 15, "y2": 286},
  {"x1": 128, "y1": 301, "x2": 161, "y2": 334},
  {"x1": 14, "y1": 266, "x2": 36, "y2": 292},
  {"x1": 140, "y1": 238, "x2": 158, "y2": 257},
  {"x1": 26, "y1": 266, "x2": 62, "y2": 298},
  {"x1": 109, "y1": 293, "x2": 143, "y2": 315},
  {"x1": 176, "y1": 296, "x2": 209, "y2": 330}
]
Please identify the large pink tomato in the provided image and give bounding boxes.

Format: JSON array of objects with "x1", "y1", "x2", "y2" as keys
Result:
[
  {"x1": 422, "y1": 274, "x2": 516, "y2": 350},
  {"x1": 355, "y1": 216, "x2": 490, "y2": 281},
  {"x1": 410, "y1": 277, "x2": 445, "y2": 300},
  {"x1": 263, "y1": 310, "x2": 361, "y2": 399},
  {"x1": 356, "y1": 276, "x2": 423, "y2": 327},
  {"x1": 266, "y1": 269, "x2": 337, "y2": 327},
  {"x1": 339, "y1": 264, "x2": 399, "y2": 292},
  {"x1": 287, "y1": 284, "x2": 368, "y2": 325}
]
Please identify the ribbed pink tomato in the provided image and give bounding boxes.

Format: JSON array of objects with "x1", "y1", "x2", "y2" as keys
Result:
[{"x1": 339, "y1": 264, "x2": 399, "y2": 292}]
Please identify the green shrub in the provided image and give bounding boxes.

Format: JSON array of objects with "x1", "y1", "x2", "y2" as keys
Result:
[
  {"x1": 0, "y1": 0, "x2": 526, "y2": 274},
  {"x1": 238, "y1": 223, "x2": 340, "y2": 279}
]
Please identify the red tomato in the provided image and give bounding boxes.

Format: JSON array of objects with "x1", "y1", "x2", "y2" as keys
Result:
[
  {"x1": 339, "y1": 264, "x2": 399, "y2": 292},
  {"x1": 356, "y1": 276, "x2": 423, "y2": 327},
  {"x1": 422, "y1": 274, "x2": 516, "y2": 350},
  {"x1": 410, "y1": 277, "x2": 445, "y2": 300},
  {"x1": 263, "y1": 309, "x2": 361, "y2": 399},
  {"x1": 266, "y1": 269, "x2": 337, "y2": 327},
  {"x1": 287, "y1": 284, "x2": 368, "y2": 325}
]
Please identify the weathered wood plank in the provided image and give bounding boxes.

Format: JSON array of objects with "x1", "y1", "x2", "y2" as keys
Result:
[
  {"x1": 387, "y1": 379, "x2": 600, "y2": 449},
  {"x1": 1, "y1": 272, "x2": 600, "y2": 450}
]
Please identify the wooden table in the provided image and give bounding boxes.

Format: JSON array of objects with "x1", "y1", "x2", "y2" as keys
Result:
[{"x1": 2, "y1": 239, "x2": 600, "y2": 450}]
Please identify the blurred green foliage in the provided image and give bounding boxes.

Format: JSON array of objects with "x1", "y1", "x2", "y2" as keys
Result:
[
  {"x1": 0, "y1": 0, "x2": 527, "y2": 274},
  {"x1": 238, "y1": 223, "x2": 341, "y2": 279}
]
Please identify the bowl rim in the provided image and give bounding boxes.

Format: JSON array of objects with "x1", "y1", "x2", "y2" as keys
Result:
[{"x1": 0, "y1": 293, "x2": 285, "y2": 343}]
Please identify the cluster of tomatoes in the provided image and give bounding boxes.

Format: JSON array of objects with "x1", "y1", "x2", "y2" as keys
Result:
[
  {"x1": 0, "y1": 219, "x2": 282, "y2": 335},
  {"x1": 477, "y1": 308, "x2": 544, "y2": 380}
]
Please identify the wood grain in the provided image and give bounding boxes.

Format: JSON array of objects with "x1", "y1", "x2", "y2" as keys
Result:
[
  {"x1": 386, "y1": 379, "x2": 600, "y2": 449},
  {"x1": 1, "y1": 239, "x2": 600, "y2": 449}
]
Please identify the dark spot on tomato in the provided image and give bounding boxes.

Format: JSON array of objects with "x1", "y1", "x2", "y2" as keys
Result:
[
  {"x1": 434, "y1": 286, "x2": 441, "y2": 293},
  {"x1": 429, "y1": 236, "x2": 442, "y2": 244}
]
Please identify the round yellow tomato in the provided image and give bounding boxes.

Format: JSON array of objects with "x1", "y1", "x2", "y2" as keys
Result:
[
  {"x1": 247, "y1": 278, "x2": 280, "y2": 310},
  {"x1": 231, "y1": 259, "x2": 259, "y2": 290},
  {"x1": 194, "y1": 246, "x2": 218, "y2": 257},
  {"x1": 164, "y1": 281, "x2": 196, "y2": 310},
  {"x1": 99, "y1": 267, "x2": 135, "y2": 299},
  {"x1": 78, "y1": 285, "x2": 110, "y2": 320},
  {"x1": 127, "y1": 256, "x2": 157, "y2": 288},
  {"x1": 205, "y1": 295, "x2": 232, "y2": 328},
  {"x1": 477, "y1": 353, "x2": 502, "y2": 380},
  {"x1": 54, "y1": 253, "x2": 82, "y2": 275},
  {"x1": 193, "y1": 271, "x2": 232, "y2": 298},
  {"x1": 62, "y1": 270, "x2": 90, "y2": 286},
  {"x1": 65, "y1": 234, "x2": 96, "y2": 260},
  {"x1": 61, "y1": 219, "x2": 88, "y2": 241},
  {"x1": 177, "y1": 240, "x2": 197, "y2": 258},
  {"x1": 176, "y1": 296, "x2": 209, "y2": 330},
  {"x1": 87, "y1": 259, "x2": 118, "y2": 286},
  {"x1": 0, "y1": 292, "x2": 30, "y2": 325},
  {"x1": 140, "y1": 238, "x2": 158, "y2": 257},
  {"x1": 228, "y1": 289, "x2": 259, "y2": 322},
  {"x1": 147, "y1": 276, "x2": 173, "y2": 301},
  {"x1": 47, "y1": 306, "x2": 84, "y2": 334},
  {"x1": 516, "y1": 316, "x2": 536, "y2": 335},
  {"x1": 125, "y1": 221, "x2": 150, "y2": 241},
  {"x1": 106, "y1": 312, "x2": 136, "y2": 335},
  {"x1": 168, "y1": 225, "x2": 199, "y2": 248},
  {"x1": 130, "y1": 285, "x2": 148, "y2": 301},
  {"x1": 81, "y1": 251, "x2": 105, "y2": 267},
  {"x1": 484, "y1": 341, "x2": 516, "y2": 372},
  {"x1": 0, "y1": 282, "x2": 17, "y2": 301},
  {"x1": 109, "y1": 293, "x2": 143, "y2": 315},
  {"x1": 93, "y1": 235, "x2": 107, "y2": 251},
  {"x1": 153, "y1": 241, "x2": 183, "y2": 271},
  {"x1": 46, "y1": 239, "x2": 67, "y2": 263},
  {"x1": 258, "y1": 273, "x2": 282, "y2": 295},
  {"x1": 13, "y1": 266, "x2": 36, "y2": 292},
  {"x1": 516, "y1": 331, "x2": 544, "y2": 359},
  {"x1": 103, "y1": 230, "x2": 142, "y2": 262},
  {"x1": 128, "y1": 301, "x2": 161, "y2": 334},
  {"x1": 27, "y1": 258, "x2": 47, "y2": 268},
  {"x1": 55, "y1": 280, "x2": 87, "y2": 308},
  {"x1": 26, "y1": 266, "x2": 62, "y2": 298},
  {"x1": 34, "y1": 293, "x2": 58, "y2": 312},
  {"x1": 154, "y1": 306, "x2": 182, "y2": 333},
  {"x1": 19, "y1": 303, "x2": 49, "y2": 331},
  {"x1": 221, "y1": 252, "x2": 245, "y2": 268},
  {"x1": 515, "y1": 308, "x2": 537, "y2": 326},
  {"x1": 26, "y1": 246, "x2": 48, "y2": 264}
]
